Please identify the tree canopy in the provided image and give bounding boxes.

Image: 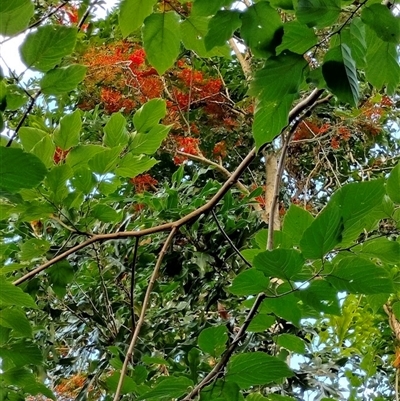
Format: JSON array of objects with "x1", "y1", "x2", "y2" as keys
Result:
[{"x1": 0, "y1": 0, "x2": 399, "y2": 400}]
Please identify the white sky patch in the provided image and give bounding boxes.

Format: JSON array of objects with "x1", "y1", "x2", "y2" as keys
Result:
[{"x1": 0, "y1": 0, "x2": 119, "y2": 78}]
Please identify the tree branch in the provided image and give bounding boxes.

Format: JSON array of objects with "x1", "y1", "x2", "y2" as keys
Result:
[
  {"x1": 14, "y1": 89, "x2": 325, "y2": 286},
  {"x1": 113, "y1": 228, "x2": 177, "y2": 401}
]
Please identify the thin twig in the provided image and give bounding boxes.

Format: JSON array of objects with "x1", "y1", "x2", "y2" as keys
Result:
[
  {"x1": 211, "y1": 209, "x2": 252, "y2": 268},
  {"x1": 112, "y1": 228, "x2": 177, "y2": 401},
  {"x1": 130, "y1": 237, "x2": 140, "y2": 330},
  {"x1": 6, "y1": 91, "x2": 40, "y2": 147}
]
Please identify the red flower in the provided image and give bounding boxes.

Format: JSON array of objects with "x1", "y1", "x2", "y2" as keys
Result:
[
  {"x1": 173, "y1": 136, "x2": 200, "y2": 164},
  {"x1": 129, "y1": 49, "x2": 146, "y2": 67},
  {"x1": 130, "y1": 174, "x2": 158, "y2": 192},
  {"x1": 54, "y1": 147, "x2": 70, "y2": 164}
]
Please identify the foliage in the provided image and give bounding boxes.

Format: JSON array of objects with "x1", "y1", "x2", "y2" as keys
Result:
[{"x1": 0, "y1": 1, "x2": 399, "y2": 400}]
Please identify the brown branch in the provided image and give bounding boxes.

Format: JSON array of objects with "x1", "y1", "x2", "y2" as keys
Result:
[
  {"x1": 6, "y1": 91, "x2": 41, "y2": 147},
  {"x1": 229, "y1": 38, "x2": 252, "y2": 79},
  {"x1": 113, "y1": 228, "x2": 177, "y2": 401},
  {"x1": 267, "y1": 89, "x2": 326, "y2": 250},
  {"x1": 14, "y1": 89, "x2": 325, "y2": 286}
]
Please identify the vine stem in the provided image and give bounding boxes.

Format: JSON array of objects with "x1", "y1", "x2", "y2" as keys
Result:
[{"x1": 113, "y1": 227, "x2": 177, "y2": 401}]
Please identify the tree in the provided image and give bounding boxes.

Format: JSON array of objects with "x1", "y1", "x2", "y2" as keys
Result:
[{"x1": 0, "y1": 0, "x2": 399, "y2": 400}]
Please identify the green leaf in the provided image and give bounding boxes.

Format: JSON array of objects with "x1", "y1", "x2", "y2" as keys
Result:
[
  {"x1": 252, "y1": 96, "x2": 295, "y2": 148},
  {"x1": 181, "y1": 16, "x2": 230, "y2": 58},
  {"x1": 297, "y1": 280, "x2": 341, "y2": 315},
  {"x1": 119, "y1": 0, "x2": 157, "y2": 37},
  {"x1": 20, "y1": 25, "x2": 77, "y2": 72},
  {"x1": 296, "y1": 0, "x2": 341, "y2": 28},
  {"x1": 339, "y1": 18, "x2": 367, "y2": 68},
  {"x1": 70, "y1": 167, "x2": 96, "y2": 193},
  {"x1": 130, "y1": 125, "x2": 171, "y2": 155},
  {"x1": 67, "y1": 144, "x2": 105, "y2": 169},
  {"x1": 0, "y1": 308, "x2": 32, "y2": 337},
  {"x1": 331, "y1": 179, "x2": 386, "y2": 245},
  {"x1": 19, "y1": 127, "x2": 55, "y2": 168},
  {"x1": 5, "y1": 84, "x2": 29, "y2": 110},
  {"x1": 201, "y1": 380, "x2": 243, "y2": 401},
  {"x1": 137, "y1": 376, "x2": 193, "y2": 400},
  {"x1": 0, "y1": 147, "x2": 47, "y2": 193},
  {"x1": 54, "y1": 109, "x2": 82, "y2": 150},
  {"x1": 45, "y1": 164, "x2": 73, "y2": 203},
  {"x1": 387, "y1": 163, "x2": 400, "y2": 203},
  {"x1": 47, "y1": 261, "x2": 75, "y2": 298},
  {"x1": 361, "y1": 4, "x2": 400, "y2": 44},
  {"x1": 191, "y1": 0, "x2": 233, "y2": 16},
  {"x1": 0, "y1": 277, "x2": 37, "y2": 308},
  {"x1": 360, "y1": 237, "x2": 400, "y2": 265},
  {"x1": 104, "y1": 113, "x2": 128, "y2": 147},
  {"x1": 0, "y1": 341, "x2": 42, "y2": 367},
  {"x1": 241, "y1": 2, "x2": 283, "y2": 58},
  {"x1": 205, "y1": 10, "x2": 242, "y2": 51},
  {"x1": 92, "y1": 204, "x2": 120, "y2": 223},
  {"x1": 106, "y1": 371, "x2": 138, "y2": 394},
  {"x1": 365, "y1": 28, "x2": 399, "y2": 93},
  {"x1": 282, "y1": 204, "x2": 314, "y2": 245},
  {"x1": 276, "y1": 21, "x2": 317, "y2": 55},
  {"x1": 226, "y1": 352, "x2": 293, "y2": 389},
  {"x1": 143, "y1": 12, "x2": 181, "y2": 75},
  {"x1": 262, "y1": 294, "x2": 301, "y2": 326},
  {"x1": 133, "y1": 99, "x2": 167, "y2": 133},
  {"x1": 0, "y1": 0, "x2": 34, "y2": 36},
  {"x1": 248, "y1": 314, "x2": 275, "y2": 333},
  {"x1": 229, "y1": 269, "x2": 270, "y2": 296},
  {"x1": 198, "y1": 325, "x2": 228, "y2": 357},
  {"x1": 88, "y1": 146, "x2": 122, "y2": 175},
  {"x1": 300, "y1": 204, "x2": 344, "y2": 259},
  {"x1": 40, "y1": 65, "x2": 87, "y2": 95},
  {"x1": 322, "y1": 45, "x2": 359, "y2": 106},
  {"x1": 116, "y1": 154, "x2": 158, "y2": 178},
  {"x1": 392, "y1": 302, "x2": 400, "y2": 321},
  {"x1": 20, "y1": 238, "x2": 50, "y2": 261},
  {"x1": 328, "y1": 256, "x2": 393, "y2": 294},
  {"x1": 253, "y1": 249, "x2": 304, "y2": 281},
  {"x1": 277, "y1": 334, "x2": 306, "y2": 354}
]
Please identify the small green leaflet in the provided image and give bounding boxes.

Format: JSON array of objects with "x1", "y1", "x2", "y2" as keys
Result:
[
  {"x1": 119, "y1": 0, "x2": 157, "y2": 37},
  {"x1": 104, "y1": 112, "x2": 128, "y2": 148},
  {"x1": 20, "y1": 25, "x2": 77, "y2": 72},
  {"x1": 300, "y1": 204, "x2": 344, "y2": 259},
  {"x1": 361, "y1": 4, "x2": 400, "y2": 44},
  {"x1": 226, "y1": 352, "x2": 293, "y2": 389},
  {"x1": 133, "y1": 98, "x2": 166, "y2": 133},
  {"x1": 0, "y1": 0, "x2": 34, "y2": 36},
  {"x1": 0, "y1": 147, "x2": 47, "y2": 193},
  {"x1": 0, "y1": 308, "x2": 33, "y2": 337},
  {"x1": 198, "y1": 325, "x2": 228, "y2": 357},
  {"x1": 322, "y1": 45, "x2": 359, "y2": 107},
  {"x1": 276, "y1": 21, "x2": 317, "y2": 55},
  {"x1": 296, "y1": 0, "x2": 341, "y2": 28},
  {"x1": 240, "y1": 2, "x2": 283, "y2": 59},
  {"x1": 277, "y1": 334, "x2": 306, "y2": 354},
  {"x1": 205, "y1": 10, "x2": 242, "y2": 51},
  {"x1": 328, "y1": 256, "x2": 393, "y2": 294},
  {"x1": 0, "y1": 277, "x2": 38, "y2": 308},
  {"x1": 54, "y1": 109, "x2": 82, "y2": 150},
  {"x1": 143, "y1": 12, "x2": 181, "y2": 75},
  {"x1": 282, "y1": 204, "x2": 314, "y2": 246},
  {"x1": 40, "y1": 65, "x2": 87, "y2": 95},
  {"x1": 229, "y1": 269, "x2": 270, "y2": 296},
  {"x1": 116, "y1": 154, "x2": 158, "y2": 178},
  {"x1": 191, "y1": 0, "x2": 233, "y2": 16},
  {"x1": 130, "y1": 125, "x2": 171, "y2": 155},
  {"x1": 253, "y1": 249, "x2": 304, "y2": 281},
  {"x1": 137, "y1": 376, "x2": 193, "y2": 400}
]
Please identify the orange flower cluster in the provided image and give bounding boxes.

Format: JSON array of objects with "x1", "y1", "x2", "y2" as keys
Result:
[
  {"x1": 57, "y1": 4, "x2": 88, "y2": 30},
  {"x1": 130, "y1": 174, "x2": 158, "y2": 192},
  {"x1": 100, "y1": 87, "x2": 136, "y2": 114},
  {"x1": 212, "y1": 141, "x2": 227, "y2": 159},
  {"x1": 53, "y1": 147, "x2": 70, "y2": 164},
  {"x1": 54, "y1": 373, "x2": 87, "y2": 397},
  {"x1": 173, "y1": 136, "x2": 200, "y2": 165}
]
